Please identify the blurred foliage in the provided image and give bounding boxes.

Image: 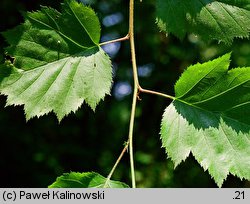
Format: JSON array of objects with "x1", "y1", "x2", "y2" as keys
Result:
[{"x1": 0, "y1": 0, "x2": 249, "y2": 187}]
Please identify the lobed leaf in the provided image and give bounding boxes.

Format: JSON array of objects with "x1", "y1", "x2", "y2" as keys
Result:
[
  {"x1": 161, "y1": 53, "x2": 250, "y2": 186},
  {"x1": 156, "y1": 0, "x2": 250, "y2": 44},
  {"x1": 49, "y1": 172, "x2": 129, "y2": 188},
  {"x1": 0, "y1": 0, "x2": 112, "y2": 121}
]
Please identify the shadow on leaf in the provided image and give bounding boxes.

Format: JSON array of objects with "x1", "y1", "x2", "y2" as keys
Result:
[{"x1": 174, "y1": 100, "x2": 250, "y2": 134}]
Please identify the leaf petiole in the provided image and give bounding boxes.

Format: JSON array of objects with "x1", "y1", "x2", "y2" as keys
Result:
[
  {"x1": 104, "y1": 141, "x2": 129, "y2": 188},
  {"x1": 99, "y1": 35, "x2": 130, "y2": 46}
]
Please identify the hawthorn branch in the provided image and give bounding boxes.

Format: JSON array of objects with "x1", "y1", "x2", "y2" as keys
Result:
[
  {"x1": 104, "y1": 0, "x2": 175, "y2": 189},
  {"x1": 128, "y1": 0, "x2": 139, "y2": 188}
]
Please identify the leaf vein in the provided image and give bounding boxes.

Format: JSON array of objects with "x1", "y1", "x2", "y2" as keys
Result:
[
  {"x1": 14, "y1": 68, "x2": 46, "y2": 100},
  {"x1": 43, "y1": 8, "x2": 61, "y2": 31},
  {"x1": 218, "y1": 116, "x2": 242, "y2": 173},
  {"x1": 197, "y1": 0, "x2": 229, "y2": 40},
  {"x1": 60, "y1": 178, "x2": 84, "y2": 186},
  {"x1": 28, "y1": 15, "x2": 87, "y2": 50},
  {"x1": 66, "y1": 0, "x2": 96, "y2": 45},
  {"x1": 178, "y1": 59, "x2": 226, "y2": 99},
  {"x1": 57, "y1": 57, "x2": 81, "y2": 115},
  {"x1": 27, "y1": 60, "x2": 68, "y2": 112},
  {"x1": 219, "y1": 3, "x2": 246, "y2": 33},
  {"x1": 193, "y1": 78, "x2": 250, "y2": 105}
]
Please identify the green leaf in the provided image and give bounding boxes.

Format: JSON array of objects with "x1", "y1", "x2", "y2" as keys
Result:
[
  {"x1": 0, "y1": 0, "x2": 112, "y2": 121},
  {"x1": 161, "y1": 53, "x2": 250, "y2": 187},
  {"x1": 156, "y1": 0, "x2": 250, "y2": 44},
  {"x1": 48, "y1": 172, "x2": 129, "y2": 188}
]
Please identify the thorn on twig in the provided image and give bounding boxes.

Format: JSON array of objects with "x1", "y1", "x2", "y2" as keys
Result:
[
  {"x1": 123, "y1": 141, "x2": 129, "y2": 153},
  {"x1": 137, "y1": 89, "x2": 142, "y2": 101}
]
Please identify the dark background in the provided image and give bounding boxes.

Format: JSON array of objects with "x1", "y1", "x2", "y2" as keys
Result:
[{"x1": 0, "y1": 0, "x2": 249, "y2": 187}]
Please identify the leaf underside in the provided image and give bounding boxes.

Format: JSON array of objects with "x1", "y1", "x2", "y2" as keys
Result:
[
  {"x1": 161, "y1": 53, "x2": 250, "y2": 187},
  {"x1": 0, "y1": 0, "x2": 112, "y2": 121},
  {"x1": 156, "y1": 0, "x2": 250, "y2": 44},
  {"x1": 48, "y1": 172, "x2": 129, "y2": 188}
]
